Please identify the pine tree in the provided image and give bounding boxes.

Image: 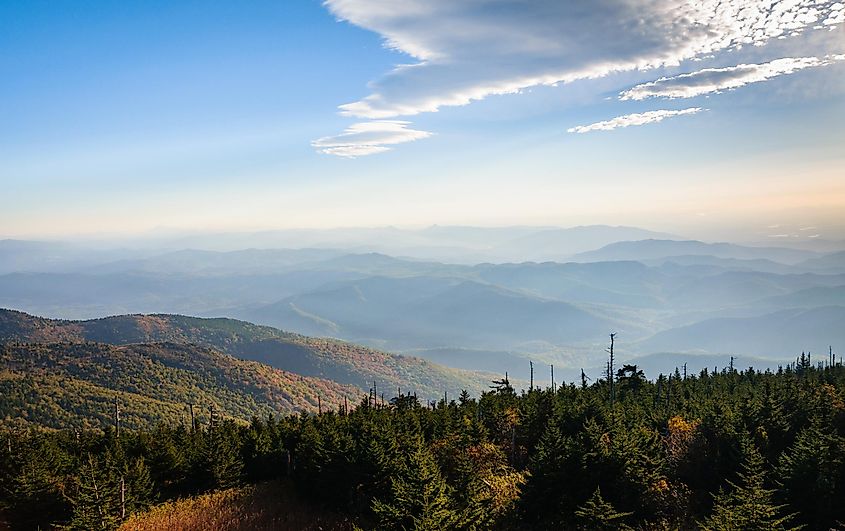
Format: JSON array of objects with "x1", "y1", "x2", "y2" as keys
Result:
[
  {"x1": 521, "y1": 420, "x2": 576, "y2": 524},
  {"x1": 574, "y1": 487, "x2": 633, "y2": 530},
  {"x1": 7, "y1": 436, "x2": 69, "y2": 529},
  {"x1": 776, "y1": 422, "x2": 845, "y2": 529},
  {"x1": 67, "y1": 453, "x2": 121, "y2": 531},
  {"x1": 146, "y1": 427, "x2": 187, "y2": 496},
  {"x1": 243, "y1": 416, "x2": 276, "y2": 482},
  {"x1": 123, "y1": 456, "x2": 155, "y2": 516},
  {"x1": 372, "y1": 438, "x2": 456, "y2": 531},
  {"x1": 208, "y1": 422, "x2": 244, "y2": 490},
  {"x1": 701, "y1": 439, "x2": 798, "y2": 531}
]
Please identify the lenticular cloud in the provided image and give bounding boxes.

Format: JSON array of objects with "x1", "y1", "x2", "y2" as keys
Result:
[
  {"x1": 620, "y1": 56, "x2": 845, "y2": 100},
  {"x1": 316, "y1": 0, "x2": 843, "y2": 155},
  {"x1": 325, "y1": 0, "x2": 843, "y2": 119},
  {"x1": 311, "y1": 121, "x2": 432, "y2": 158},
  {"x1": 567, "y1": 108, "x2": 704, "y2": 134}
]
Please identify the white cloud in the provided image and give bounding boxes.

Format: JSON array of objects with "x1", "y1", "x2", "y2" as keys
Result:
[
  {"x1": 311, "y1": 120, "x2": 432, "y2": 158},
  {"x1": 823, "y1": 2, "x2": 845, "y2": 24},
  {"x1": 324, "y1": 0, "x2": 843, "y2": 119},
  {"x1": 567, "y1": 108, "x2": 703, "y2": 133},
  {"x1": 620, "y1": 56, "x2": 845, "y2": 100}
]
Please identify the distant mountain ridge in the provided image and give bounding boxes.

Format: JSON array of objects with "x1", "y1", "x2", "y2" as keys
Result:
[
  {"x1": 487, "y1": 225, "x2": 680, "y2": 261},
  {"x1": 573, "y1": 239, "x2": 819, "y2": 265},
  {"x1": 242, "y1": 276, "x2": 632, "y2": 354},
  {"x1": 798, "y1": 250, "x2": 845, "y2": 272},
  {"x1": 638, "y1": 306, "x2": 845, "y2": 358}
]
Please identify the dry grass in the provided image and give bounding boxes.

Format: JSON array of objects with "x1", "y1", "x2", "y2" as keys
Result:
[{"x1": 119, "y1": 481, "x2": 359, "y2": 531}]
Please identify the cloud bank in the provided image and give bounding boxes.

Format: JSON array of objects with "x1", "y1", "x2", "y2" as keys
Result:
[
  {"x1": 311, "y1": 120, "x2": 432, "y2": 158},
  {"x1": 325, "y1": 0, "x2": 842, "y2": 119},
  {"x1": 567, "y1": 108, "x2": 703, "y2": 133},
  {"x1": 620, "y1": 55, "x2": 845, "y2": 100}
]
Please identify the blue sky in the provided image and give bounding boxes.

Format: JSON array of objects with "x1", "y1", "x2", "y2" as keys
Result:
[{"x1": 2, "y1": 0, "x2": 844, "y2": 241}]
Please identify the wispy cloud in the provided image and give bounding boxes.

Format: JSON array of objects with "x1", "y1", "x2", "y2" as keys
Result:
[
  {"x1": 311, "y1": 120, "x2": 432, "y2": 158},
  {"x1": 620, "y1": 56, "x2": 845, "y2": 100},
  {"x1": 567, "y1": 108, "x2": 703, "y2": 134},
  {"x1": 324, "y1": 0, "x2": 842, "y2": 119}
]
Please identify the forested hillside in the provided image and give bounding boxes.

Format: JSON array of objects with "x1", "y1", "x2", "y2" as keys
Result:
[
  {"x1": 2, "y1": 360, "x2": 844, "y2": 530},
  {"x1": 0, "y1": 341, "x2": 359, "y2": 429},
  {"x1": 0, "y1": 309, "x2": 490, "y2": 398}
]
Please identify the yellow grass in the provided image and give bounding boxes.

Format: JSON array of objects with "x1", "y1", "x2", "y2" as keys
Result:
[{"x1": 119, "y1": 481, "x2": 358, "y2": 531}]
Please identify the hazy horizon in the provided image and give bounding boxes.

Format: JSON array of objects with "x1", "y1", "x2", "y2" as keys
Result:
[{"x1": 5, "y1": 221, "x2": 845, "y2": 248}]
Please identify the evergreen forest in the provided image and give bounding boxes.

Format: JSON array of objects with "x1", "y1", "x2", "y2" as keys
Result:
[{"x1": 2, "y1": 354, "x2": 845, "y2": 530}]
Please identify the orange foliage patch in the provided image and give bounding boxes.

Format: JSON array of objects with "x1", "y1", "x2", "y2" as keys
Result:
[{"x1": 119, "y1": 481, "x2": 358, "y2": 531}]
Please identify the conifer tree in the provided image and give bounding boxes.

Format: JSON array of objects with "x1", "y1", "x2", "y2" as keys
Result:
[
  {"x1": 67, "y1": 453, "x2": 121, "y2": 531},
  {"x1": 7, "y1": 436, "x2": 69, "y2": 529},
  {"x1": 123, "y1": 456, "x2": 155, "y2": 516},
  {"x1": 372, "y1": 438, "x2": 456, "y2": 531},
  {"x1": 701, "y1": 439, "x2": 798, "y2": 531},
  {"x1": 207, "y1": 422, "x2": 244, "y2": 490},
  {"x1": 574, "y1": 487, "x2": 633, "y2": 530},
  {"x1": 146, "y1": 427, "x2": 188, "y2": 496},
  {"x1": 776, "y1": 422, "x2": 845, "y2": 529},
  {"x1": 521, "y1": 420, "x2": 577, "y2": 525}
]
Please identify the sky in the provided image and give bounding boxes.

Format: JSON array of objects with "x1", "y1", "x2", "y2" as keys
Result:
[{"x1": 2, "y1": 0, "x2": 844, "y2": 242}]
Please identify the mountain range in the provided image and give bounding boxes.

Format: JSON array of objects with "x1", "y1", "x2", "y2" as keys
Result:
[{"x1": 2, "y1": 226, "x2": 843, "y2": 384}]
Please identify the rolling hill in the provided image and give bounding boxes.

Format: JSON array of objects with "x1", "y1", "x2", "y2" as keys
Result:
[
  {"x1": 637, "y1": 306, "x2": 845, "y2": 358},
  {"x1": 0, "y1": 309, "x2": 490, "y2": 399},
  {"x1": 798, "y1": 250, "x2": 845, "y2": 273},
  {"x1": 242, "y1": 276, "x2": 633, "y2": 353},
  {"x1": 753, "y1": 285, "x2": 845, "y2": 309},
  {"x1": 0, "y1": 341, "x2": 359, "y2": 430}
]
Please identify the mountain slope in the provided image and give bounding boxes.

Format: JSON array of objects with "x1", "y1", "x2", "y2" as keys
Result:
[
  {"x1": 798, "y1": 250, "x2": 845, "y2": 273},
  {"x1": 638, "y1": 306, "x2": 845, "y2": 358},
  {"x1": 0, "y1": 309, "x2": 489, "y2": 398},
  {"x1": 0, "y1": 341, "x2": 359, "y2": 430},
  {"x1": 753, "y1": 285, "x2": 845, "y2": 309},
  {"x1": 474, "y1": 260, "x2": 667, "y2": 308},
  {"x1": 244, "y1": 276, "x2": 632, "y2": 352}
]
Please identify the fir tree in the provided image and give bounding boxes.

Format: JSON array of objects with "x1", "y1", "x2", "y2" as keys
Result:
[
  {"x1": 7, "y1": 436, "x2": 69, "y2": 529},
  {"x1": 520, "y1": 420, "x2": 578, "y2": 526},
  {"x1": 574, "y1": 487, "x2": 633, "y2": 530},
  {"x1": 207, "y1": 422, "x2": 244, "y2": 490},
  {"x1": 776, "y1": 422, "x2": 845, "y2": 529},
  {"x1": 67, "y1": 453, "x2": 121, "y2": 531},
  {"x1": 372, "y1": 438, "x2": 456, "y2": 531},
  {"x1": 701, "y1": 439, "x2": 798, "y2": 531},
  {"x1": 123, "y1": 456, "x2": 155, "y2": 516}
]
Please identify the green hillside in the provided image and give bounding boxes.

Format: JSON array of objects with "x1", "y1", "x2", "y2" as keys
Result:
[
  {"x1": 0, "y1": 309, "x2": 490, "y2": 398},
  {"x1": 0, "y1": 341, "x2": 359, "y2": 430}
]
